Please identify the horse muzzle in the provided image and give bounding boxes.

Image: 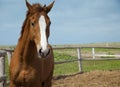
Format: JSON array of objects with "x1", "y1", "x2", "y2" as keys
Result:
[{"x1": 39, "y1": 48, "x2": 50, "y2": 58}]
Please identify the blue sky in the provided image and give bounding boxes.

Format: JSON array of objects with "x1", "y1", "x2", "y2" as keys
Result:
[{"x1": 0, "y1": 0, "x2": 120, "y2": 45}]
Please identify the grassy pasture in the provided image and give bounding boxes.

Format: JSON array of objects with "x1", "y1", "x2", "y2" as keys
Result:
[{"x1": 53, "y1": 48, "x2": 120, "y2": 75}]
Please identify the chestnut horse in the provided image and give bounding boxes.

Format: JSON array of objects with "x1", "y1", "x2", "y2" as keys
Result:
[{"x1": 10, "y1": 0, "x2": 54, "y2": 87}]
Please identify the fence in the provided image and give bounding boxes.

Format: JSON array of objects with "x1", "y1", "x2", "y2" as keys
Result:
[
  {"x1": 0, "y1": 46, "x2": 120, "y2": 87},
  {"x1": 53, "y1": 46, "x2": 120, "y2": 73},
  {"x1": 0, "y1": 50, "x2": 6, "y2": 87}
]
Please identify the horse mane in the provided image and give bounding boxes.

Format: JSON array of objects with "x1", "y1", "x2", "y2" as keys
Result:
[{"x1": 19, "y1": 3, "x2": 44, "y2": 40}]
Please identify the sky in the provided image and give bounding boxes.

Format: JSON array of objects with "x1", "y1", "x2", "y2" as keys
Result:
[{"x1": 0, "y1": 0, "x2": 120, "y2": 45}]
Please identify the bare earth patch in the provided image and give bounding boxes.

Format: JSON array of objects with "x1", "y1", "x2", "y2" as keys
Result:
[{"x1": 52, "y1": 70, "x2": 120, "y2": 87}]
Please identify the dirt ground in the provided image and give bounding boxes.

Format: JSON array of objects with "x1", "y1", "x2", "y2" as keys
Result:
[{"x1": 52, "y1": 70, "x2": 120, "y2": 87}]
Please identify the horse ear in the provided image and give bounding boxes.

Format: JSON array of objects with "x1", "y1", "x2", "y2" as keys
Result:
[
  {"x1": 45, "y1": 1, "x2": 55, "y2": 13},
  {"x1": 25, "y1": 0, "x2": 33, "y2": 11}
]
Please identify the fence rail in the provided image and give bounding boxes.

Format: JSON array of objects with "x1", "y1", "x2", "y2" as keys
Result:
[{"x1": 0, "y1": 46, "x2": 120, "y2": 87}]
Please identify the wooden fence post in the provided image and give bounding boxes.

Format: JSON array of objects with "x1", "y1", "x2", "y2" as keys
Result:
[
  {"x1": 0, "y1": 50, "x2": 6, "y2": 87},
  {"x1": 77, "y1": 48, "x2": 82, "y2": 73},
  {"x1": 92, "y1": 48, "x2": 95, "y2": 59},
  {"x1": 6, "y1": 51, "x2": 12, "y2": 66}
]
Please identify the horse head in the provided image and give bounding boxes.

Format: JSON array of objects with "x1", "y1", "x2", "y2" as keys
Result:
[{"x1": 25, "y1": 0, "x2": 54, "y2": 58}]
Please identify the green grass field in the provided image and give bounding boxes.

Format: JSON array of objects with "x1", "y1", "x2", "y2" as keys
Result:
[
  {"x1": 53, "y1": 50, "x2": 120, "y2": 75},
  {"x1": 54, "y1": 60, "x2": 120, "y2": 75}
]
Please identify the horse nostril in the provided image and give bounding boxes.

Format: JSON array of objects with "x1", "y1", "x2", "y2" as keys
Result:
[
  {"x1": 39, "y1": 48, "x2": 42, "y2": 54},
  {"x1": 39, "y1": 48, "x2": 43, "y2": 56}
]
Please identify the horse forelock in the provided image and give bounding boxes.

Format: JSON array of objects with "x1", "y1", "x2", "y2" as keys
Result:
[{"x1": 30, "y1": 3, "x2": 45, "y2": 13}]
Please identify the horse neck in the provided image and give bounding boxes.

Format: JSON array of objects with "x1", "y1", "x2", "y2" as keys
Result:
[
  {"x1": 23, "y1": 39, "x2": 37, "y2": 63},
  {"x1": 16, "y1": 27, "x2": 37, "y2": 64}
]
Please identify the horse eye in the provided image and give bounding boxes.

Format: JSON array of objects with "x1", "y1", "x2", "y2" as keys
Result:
[{"x1": 31, "y1": 22, "x2": 35, "y2": 26}]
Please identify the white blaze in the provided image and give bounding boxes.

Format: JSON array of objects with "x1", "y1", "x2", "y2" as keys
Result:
[{"x1": 39, "y1": 15, "x2": 48, "y2": 53}]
